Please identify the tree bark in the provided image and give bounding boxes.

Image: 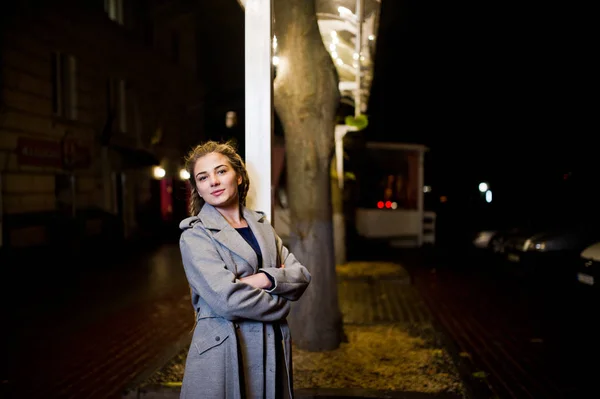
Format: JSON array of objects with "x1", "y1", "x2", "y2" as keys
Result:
[{"x1": 273, "y1": 0, "x2": 343, "y2": 351}]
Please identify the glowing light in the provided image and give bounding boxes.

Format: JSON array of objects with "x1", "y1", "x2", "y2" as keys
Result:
[
  {"x1": 153, "y1": 166, "x2": 166, "y2": 179},
  {"x1": 478, "y1": 182, "x2": 488, "y2": 192},
  {"x1": 179, "y1": 169, "x2": 190, "y2": 180},
  {"x1": 338, "y1": 6, "x2": 356, "y2": 21}
]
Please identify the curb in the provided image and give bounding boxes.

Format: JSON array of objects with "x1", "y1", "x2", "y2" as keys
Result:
[
  {"x1": 425, "y1": 313, "x2": 495, "y2": 399},
  {"x1": 295, "y1": 388, "x2": 464, "y2": 398}
]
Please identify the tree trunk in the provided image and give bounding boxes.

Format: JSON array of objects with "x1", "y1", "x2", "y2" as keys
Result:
[{"x1": 273, "y1": 0, "x2": 343, "y2": 351}]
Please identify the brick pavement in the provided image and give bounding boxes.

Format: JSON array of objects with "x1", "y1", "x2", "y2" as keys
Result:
[
  {"x1": 407, "y1": 249, "x2": 598, "y2": 399},
  {"x1": 7, "y1": 289, "x2": 194, "y2": 399},
  {"x1": 4, "y1": 241, "x2": 195, "y2": 399},
  {"x1": 337, "y1": 277, "x2": 433, "y2": 325}
]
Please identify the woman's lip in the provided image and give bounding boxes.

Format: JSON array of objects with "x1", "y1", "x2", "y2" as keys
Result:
[{"x1": 211, "y1": 189, "x2": 225, "y2": 196}]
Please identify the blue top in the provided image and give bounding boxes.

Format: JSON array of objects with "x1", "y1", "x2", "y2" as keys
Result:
[
  {"x1": 235, "y1": 227, "x2": 263, "y2": 268},
  {"x1": 235, "y1": 226, "x2": 275, "y2": 288}
]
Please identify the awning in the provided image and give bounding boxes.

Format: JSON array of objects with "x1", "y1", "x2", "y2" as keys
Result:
[{"x1": 315, "y1": 0, "x2": 381, "y2": 113}]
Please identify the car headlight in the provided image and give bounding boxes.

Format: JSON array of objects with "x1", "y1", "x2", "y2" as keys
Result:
[
  {"x1": 533, "y1": 242, "x2": 546, "y2": 251},
  {"x1": 473, "y1": 231, "x2": 495, "y2": 248},
  {"x1": 524, "y1": 239, "x2": 546, "y2": 251}
]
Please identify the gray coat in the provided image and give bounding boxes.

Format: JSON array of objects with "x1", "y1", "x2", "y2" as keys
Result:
[{"x1": 178, "y1": 204, "x2": 311, "y2": 399}]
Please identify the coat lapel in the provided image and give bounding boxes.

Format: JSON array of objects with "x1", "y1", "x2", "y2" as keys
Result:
[
  {"x1": 243, "y1": 208, "x2": 277, "y2": 270},
  {"x1": 198, "y1": 204, "x2": 277, "y2": 271},
  {"x1": 199, "y1": 205, "x2": 258, "y2": 269}
]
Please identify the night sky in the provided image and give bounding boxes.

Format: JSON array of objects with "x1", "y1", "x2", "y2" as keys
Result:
[{"x1": 368, "y1": 1, "x2": 595, "y2": 192}]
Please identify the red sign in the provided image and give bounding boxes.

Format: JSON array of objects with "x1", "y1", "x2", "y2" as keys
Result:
[
  {"x1": 17, "y1": 137, "x2": 62, "y2": 167},
  {"x1": 17, "y1": 137, "x2": 91, "y2": 169}
]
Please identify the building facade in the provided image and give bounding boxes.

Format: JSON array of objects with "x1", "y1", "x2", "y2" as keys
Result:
[{"x1": 0, "y1": 0, "x2": 204, "y2": 250}]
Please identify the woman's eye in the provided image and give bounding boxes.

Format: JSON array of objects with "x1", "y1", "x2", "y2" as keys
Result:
[
  {"x1": 217, "y1": 169, "x2": 226, "y2": 175},
  {"x1": 198, "y1": 176, "x2": 206, "y2": 181}
]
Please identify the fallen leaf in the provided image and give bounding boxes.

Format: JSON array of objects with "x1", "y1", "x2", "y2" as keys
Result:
[{"x1": 472, "y1": 371, "x2": 488, "y2": 379}]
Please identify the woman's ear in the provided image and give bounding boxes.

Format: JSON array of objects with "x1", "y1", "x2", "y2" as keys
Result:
[{"x1": 237, "y1": 175, "x2": 242, "y2": 185}]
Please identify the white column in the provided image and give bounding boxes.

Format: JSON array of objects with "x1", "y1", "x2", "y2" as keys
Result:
[
  {"x1": 354, "y1": 0, "x2": 364, "y2": 116},
  {"x1": 334, "y1": 125, "x2": 357, "y2": 189},
  {"x1": 244, "y1": 0, "x2": 273, "y2": 221},
  {"x1": 335, "y1": 125, "x2": 347, "y2": 189}
]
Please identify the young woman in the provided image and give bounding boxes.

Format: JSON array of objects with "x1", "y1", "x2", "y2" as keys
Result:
[{"x1": 178, "y1": 140, "x2": 311, "y2": 398}]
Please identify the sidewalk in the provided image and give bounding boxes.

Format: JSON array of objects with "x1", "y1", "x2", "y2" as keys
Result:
[{"x1": 123, "y1": 259, "x2": 470, "y2": 399}]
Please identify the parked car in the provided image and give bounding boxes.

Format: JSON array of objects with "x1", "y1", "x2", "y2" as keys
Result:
[
  {"x1": 576, "y1": 241, "x2": 599, "y2": 291},
  {"x1": 503, "y1": 224, "x2": 600, "y2": 284},
  {"x1": 472, "y1": 226, "x2": 534, "y2": 254}
]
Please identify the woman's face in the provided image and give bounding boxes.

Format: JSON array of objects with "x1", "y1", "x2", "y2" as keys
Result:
[{"x1": 193, "y1": 152, "x2": 242, "y2": 210}]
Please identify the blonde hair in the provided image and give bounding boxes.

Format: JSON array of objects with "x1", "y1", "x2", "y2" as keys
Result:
[{"x1": 183, "y1": 140, "x2": 250, "y2": 216}]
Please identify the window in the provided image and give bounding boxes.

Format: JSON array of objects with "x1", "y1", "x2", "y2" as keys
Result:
[
  {"x1": 107, "y1": 78, "x2": 127, "y2": 133},
  {"x1": 51, "y1": 52, "x2": 78, "y2": 120},
  {"x1": 104, "y1": 0, "x2": 123, "y2": 25}
]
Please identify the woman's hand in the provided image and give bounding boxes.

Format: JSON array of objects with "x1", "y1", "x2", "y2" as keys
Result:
[{"x1": 240, "y1": 273, "x2": 273, "y2": 290}]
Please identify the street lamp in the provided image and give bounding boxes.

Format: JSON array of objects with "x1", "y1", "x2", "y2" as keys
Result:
[
  {"x1": 153, "y1": 166, "x2": 166, "y2": 179},
  {"x1": 179, "y1": 169, "x2": 190, "y2": 180},
  {"x1": 478, "y1": 182, "x2": 489, "y2": 193}
]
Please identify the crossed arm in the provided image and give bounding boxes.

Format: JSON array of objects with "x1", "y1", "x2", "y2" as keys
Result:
[
  {"x1": 180, "y1": 227, "x2": 310, "y2": 322},
  {"x1": 239, "y1": 271, "x2": 278, "y2": 290}
]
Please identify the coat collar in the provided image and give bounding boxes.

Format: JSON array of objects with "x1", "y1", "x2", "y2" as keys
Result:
[
  {"x1": 198, "y1": 204, "x2": 276, "y2": 272},
  {"x1": 198, "y1": 203, "x2": 265, "y2": 230}
]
